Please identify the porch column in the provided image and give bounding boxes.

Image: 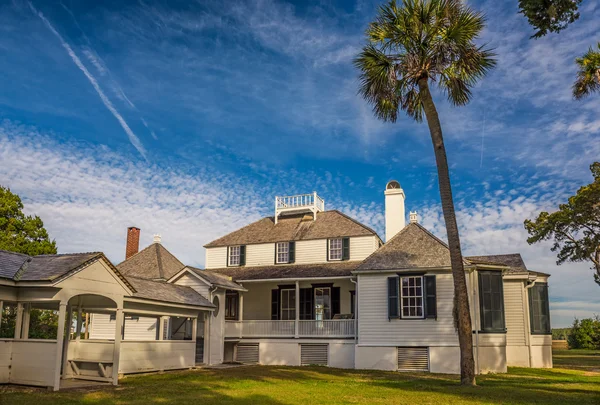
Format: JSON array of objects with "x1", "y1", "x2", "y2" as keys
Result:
[
  {"x1": 239, "y1": 292, "x2": 244, "y2": 321},
  {"x1": 14, "y1": 303, "x2": 23, "y2": 339},
  {"x1": 21, "y1": 303, "x2": 31, "y2": 339},
  {"x1": 52, "y1": 302, "x2": 67, "y2": 391},
  {"x1": 0, "y1": 301, "x2": 3, "y2": 327},
  {"x1": 192, "y1": 318, "x2": 198, "y2": 341},
  {"x1": 62, "y1": 305, "x2": 73, "y2": 378},
  {"x1": 111, "y1": 308, "x2": 124, "y2": 385},
  {"x1": 295, "y1": 281, "x2": 300, "y2": 338}
]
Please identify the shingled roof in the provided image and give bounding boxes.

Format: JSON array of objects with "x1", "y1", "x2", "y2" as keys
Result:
[
  {"x1": 356, "y1": 223, "x2": 454, "y2": 271},
  {"x1": 186, "y1": 266, "x2": 247, "y2": 290},
  {"x1": 0, "y1": 250, "x2": 133, "y2": 289},
  {"x1": 204, "y1": 210, "x2": 380, "y2": 248},
  {"x1": 127, "y1": 276, "x2": 214, "y2": 308},
  {"x1": 465, "y1": 254, "x2": 528, "y2": 274},
  {"x1": 209, "y1": 261, "x2": 360, "y2": 281},
  {"x1": 117, "y1": 243, "x2": 185, "y2": 280}
]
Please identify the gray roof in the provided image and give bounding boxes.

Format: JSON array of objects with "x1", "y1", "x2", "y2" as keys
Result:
[
  {"x1": 127, "y1": 276, "x2": 214, "y2": 308},
  {"x1": 187, "y1": 266, "x2": 246, "y2": 290},
  {"x1": 204, "y1": 210, "x2": 381, "y2": 248},
  {"x1": 465, "y1": 254, "x2": 528, "y2": 274},
  {"x1": 0, "y1": 250, "x2": 101, "y2": 281},
  {"x1": 117, "y1": 243, "x2": 185, "y2": 280},
  {"x1": 356, "y1": 223, "x2": 454, "y2": 271},
  {"x1": 209, "y1": 261, "x2": 360, "y2": 281}
]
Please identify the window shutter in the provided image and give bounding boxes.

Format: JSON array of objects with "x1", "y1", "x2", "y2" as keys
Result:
[
  {"x1": 332, "y1": 287, "x2": 341, "y2": 316},
  {"x1": 299, "y1": 288, "x2": 313, "y2": 320},
  {"x1": 387, "y1": 276, "x2": 399, "y2": 319},
  {"x1": 271, "y1": 289, "x2": 280, "y2": 320},
  {"x1": 239, "y1": 245, "x2": 246, "y2": 266},
  {"x1": 342, "y1": 238, "x2": 350, "y2": 260},
  {"x1": 424, "y1": 275, "x2": 437, "y2": 319},
  {"x1": 289, "y1": 241, "x2": 295, "y2": 263}
]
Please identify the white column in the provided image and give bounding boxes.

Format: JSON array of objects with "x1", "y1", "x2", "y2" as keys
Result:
[
  {"x1": 62, "y1": 305, "x2": 73, "y2": 377},
  {"x1": 111, "y1": 308, "x2": 124, "y2": 385},
  {"x1": 14, "y1": 303, "x2": 23, "y2": 339},
  {"x1": 0, "y1": 301, "x2": 3, "y2": 327},
  {"x1": 75, "y1": 307, "x2": 83, "y2": 341},
  {"x1": 295, "y1": 281, "x2": 300, "y2": 338},
  {"x1": 52, "y1": 302, "x2": 67, "y2": 391},
  {"x1": 21, "y1": 303, "x2": 31, "y2": 339},
  {"x1": 192, "y1": 318, "x2": 198, "y2": 341},
  {"x1": 239, "y1": 292, "x2": 244, "y2": 321},
  {"x1": 158, "y1": 316, "x2": 165, "y2": 340}
]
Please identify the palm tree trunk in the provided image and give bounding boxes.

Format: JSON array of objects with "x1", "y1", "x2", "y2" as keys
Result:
[{"x1": 418, "y1": 77, "x2": 476, "y2": 386}]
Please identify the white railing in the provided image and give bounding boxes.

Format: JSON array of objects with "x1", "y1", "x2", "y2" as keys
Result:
[
  {"x1": 298, "y1": 320, "x2": 355, "y2": 337},
  {"x1": 275, "y1": 193, "x2": 325, "y2": 211},
  {"x1": 225, "y1": 320, "x2": 355, "y2": 338}
]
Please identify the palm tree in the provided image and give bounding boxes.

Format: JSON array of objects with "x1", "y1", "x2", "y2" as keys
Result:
[
  {"x1": 354, "y1": 0, "x2": 496, "y2": 386},
  {"x1": 573, "y1": 42, "x2": 600, "y2": 99}
]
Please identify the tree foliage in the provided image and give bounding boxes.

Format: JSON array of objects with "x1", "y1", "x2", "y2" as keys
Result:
[
  {"x1": 573, "y1": 42, "x2": 600, "y2": 99},
  {"x1": 518, "y1": 0, "x2": 583, "y2": 38},
  {"x1": 568, "y1": 316, "x2": 600, "y2": 349},
  {"x1": 524, "y1": 162, "x2": 600, "y2": 285},
  {"x1": 0, "y1": 185, "x2": 57, "y2": 255}
]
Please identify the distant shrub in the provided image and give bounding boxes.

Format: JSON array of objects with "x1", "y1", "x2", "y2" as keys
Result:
[
  {"x1": 567, "y1": 316, "x2": 600, "y2": 350},
  {"x1": 552, "y1": 328, "x2": 570, "y2": 340}
]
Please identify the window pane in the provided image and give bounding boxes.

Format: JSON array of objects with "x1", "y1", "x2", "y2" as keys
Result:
[{"x1": 479, "y1": 272, "x2": 505, "y2": 332}]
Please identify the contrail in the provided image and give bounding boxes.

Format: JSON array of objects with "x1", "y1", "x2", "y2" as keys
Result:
[{"x1": 29, "y1": 2, "x2": 148, "y2": 161}]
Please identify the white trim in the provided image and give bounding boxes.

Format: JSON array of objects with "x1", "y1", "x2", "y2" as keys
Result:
[
  {"x1": 236, "y1": 276, "x2": 352, "y2": 283},
  {"x1": 399, "y1": 275, "x2": 424, "y2": 319},
  {"x1": 124, "y1": 297, "x2": 215, "y2": 311},
  {"x1": 166, "y1": 267, "x2": 247, "y2": 291},
  {"x1": 276, "y1": 242, "x2": 290, "y2": 264},
  {"x1": 328, "y1": 238, "x2": 343, "y2": 261},
  {"x1": 228, "y1": 246, "x2": 242, "y2": 266}
]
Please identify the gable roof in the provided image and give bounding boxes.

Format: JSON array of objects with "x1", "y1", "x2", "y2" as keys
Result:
[
  {"x1": 127, "y1": 276, "x2": 214, "y2": 308},
  {"x1": 117, "y1": 243, "x2": 185, "y2": 280},
  {"x1": 186, "y1": 266, "x2": 246, "y2": 290},
  {"x1": 0, "y1": 250, "x2": 134, "y2": 291},
  {"x1": 208, "y1": 261, "x2": 359, "y2": 281},
  {"x1": 356, "y1": 223, "x2": 454, "y2": 271},
  {"x1": 466, "y1": 254, "x2": 528, "y2": 274},
  {"x1": 204, "y1": 210, "x2": 380, "y2": 248}
]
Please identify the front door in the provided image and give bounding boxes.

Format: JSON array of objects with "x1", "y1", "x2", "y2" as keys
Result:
[{"x1": 314, "y1": 287, "x2": 331, "y2": 320}]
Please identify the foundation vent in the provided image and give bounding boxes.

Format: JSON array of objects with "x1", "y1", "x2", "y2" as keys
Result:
[
  {"x1": 300, "y1": 344, "x2": 328, "y2": 366},
  {"x1": 236, "y1": 343, "x2": 259, "y2": 364},
  {"x1": 397, "y1": 347, "x2": 429, "y2": 371}
]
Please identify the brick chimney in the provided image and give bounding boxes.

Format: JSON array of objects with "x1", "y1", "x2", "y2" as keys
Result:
[{"x1": 125, "y1": 227, "x2": 141, "y2": 260}]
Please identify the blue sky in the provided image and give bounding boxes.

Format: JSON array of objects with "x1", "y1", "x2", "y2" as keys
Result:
[{"x1": 0, "y1": 0, "x2": 599, "y2": 327}]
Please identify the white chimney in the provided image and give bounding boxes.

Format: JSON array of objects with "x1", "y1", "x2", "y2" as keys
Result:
[
  {"x1": 384, "y1": 180, "x2": 405, "y2": 242},
  {"x1": 153, "y1": 234, "x2": 162, "y2": 244},
  {"x1": 409, "y1": 211, "x2": 418, "y2": 223}
]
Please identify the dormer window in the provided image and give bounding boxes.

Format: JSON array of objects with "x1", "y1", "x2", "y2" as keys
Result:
[
  {"x1": 228, "y1": 245, "x2": 245, "y2": 266},
  {"x1": 275, "y1": 241, "x2": 295, "y2": 264},
  {"x1": 328, "y1": 239, "x2": 343, "y2": 260}
]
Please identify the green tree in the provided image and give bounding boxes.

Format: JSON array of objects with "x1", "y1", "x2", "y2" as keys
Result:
[
  {"x1": 354, "y1": 0, "x2": 496, "y2": 386},
  {"x1": 568, "y1": 316, "x2": 600, "y2": 349},
  {"x1": 0, "y1": 185, "x2": 57, "y2": 255},
  {"x1": 573, "y1": 43, "x2": 600, "y2": 99},
  {"x1": 518, "y1": 0, "x2": 583, "y2": 38},
  {"x1": 525, "y1": 162, "x2": 600, "y2": 285}
]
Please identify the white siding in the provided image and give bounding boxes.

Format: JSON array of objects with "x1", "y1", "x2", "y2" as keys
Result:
[
  {"x1": 357, "y1": 272, "x2": 459, "y2": 346},
  {"x1": 89, "y1": 313, "x2": 158, "y2": 341},
  {"x1": 295, "y1": 240, "x2": 327, "y2": 264},
  {"x1": 174, "y1": 273, "x2": 210, "y2": 297},
  {"x1": 9, "y1": 341, "x2": 57, "y2": 387},
  {"x1": 119, "y1": 341, "x2": 195, "y2": 373},
  {"x1": 349, "y1": 236, "x2": 378, "y2": 261},
  {"x1": 246, "y1": 243, "x2": 275, "y2": 266},
  {"x1": 504, "y1": 280, "x2": 527, "y2": 346},
  {"x1": 206, "y1": 247, "x2": 227, "y2": 269},
  {"x1": 0, "y1": 341, "x2": 12, "y2": 383}
]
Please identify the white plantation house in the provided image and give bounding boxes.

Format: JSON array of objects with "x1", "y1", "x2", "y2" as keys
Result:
[{"x1": 0, "y1": 181, "x2": 552, "y2": 390}]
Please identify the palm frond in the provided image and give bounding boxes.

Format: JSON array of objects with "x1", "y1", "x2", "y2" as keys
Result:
[{"x1": 573, "y1": 42, "x2": 600, "y2": 100}]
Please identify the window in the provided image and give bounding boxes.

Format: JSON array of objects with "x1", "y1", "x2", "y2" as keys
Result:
[
  {"x1": 478, "y1": 271, "x2": 505, "y2": 332},
  {"x1": 401, "y1": 276, "x2": 424, "y2": 318},
  {"x1": 225, "y1": 291, "x2": 239, "y2": 320},
  {"x1": 212, "y1": 296, "x2": 220, "y2": 317},
  {"x1": 280, "y1": 289, "x2": 296, "y2": 320},
  {"x1": 350, "y1": 291, "x2": 356, "y2": 316},
  {"x1": 228, "y1": 246, "x2": 241, "y2": 266},
  {"x1": 529, "y1": 283, "x2": 551, "y2": 334},
  {"x1": 0, "y1": 302, "x2": 17, "y2": 338},
  {"x1": 328, "y1": 239, "x2": 342, "y2": 260},
  {"x1": 276, "y1": 242, "x2": 289, "y2": 264}
]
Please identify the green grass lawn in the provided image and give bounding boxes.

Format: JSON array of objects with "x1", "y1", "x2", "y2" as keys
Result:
[{"x1": 2, "y1": 351, "x2": 599, "y2": 405}]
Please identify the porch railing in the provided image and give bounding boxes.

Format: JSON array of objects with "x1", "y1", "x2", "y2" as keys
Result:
[{"x1": 225, "y1": 320, "x2": 355, "y2": 339}]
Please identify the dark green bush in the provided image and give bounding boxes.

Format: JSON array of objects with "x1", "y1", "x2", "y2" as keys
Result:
[{"x1": 568, "y1": 316, "x2": 600, "y2": 349}]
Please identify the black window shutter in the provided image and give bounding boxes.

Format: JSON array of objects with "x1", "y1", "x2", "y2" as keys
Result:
[
  {"x1": 332, "y1": 287, "x2": 341, "y2": 316},
  {"x1": 424, "y1": 275, "x2": 437, "y2": 319},
  {"x1": 239, "y1": 245, "x2": 246, "y2": 266},
  {"x1": 299, "y1": 288, "x2": 313, "y2": 320},
  {"x1": 342, "y1": 238, "x2": 350, "y2": 260},
  {"x1": 289, "y1": 241, "x2": 295, "y2": 263},
  {"x1": 271, "y1": 289, "x2": 280, "y2": 320},
  {"x1": 387, "y1": 276, "x2": 399, "y2": 319}
]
